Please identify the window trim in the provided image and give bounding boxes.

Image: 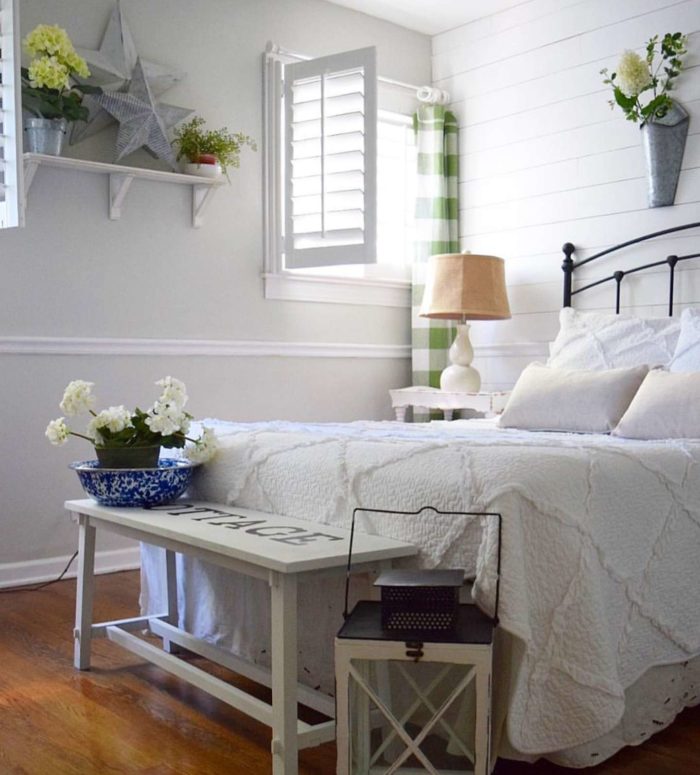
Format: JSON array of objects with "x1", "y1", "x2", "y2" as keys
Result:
[{"x1": 262, "y1": 49, "x2": 411, "y2": 308}]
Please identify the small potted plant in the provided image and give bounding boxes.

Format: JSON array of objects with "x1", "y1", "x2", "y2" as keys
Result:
[
  {"x1": 46, "y1": 376, "x2": 218, "y2": 468},
  {"x1": 172, "y1": 116, "x2": 256, "y2": 179},
  {"x1": 21, "y1": 24, "x2": 100, "y2": 156}
]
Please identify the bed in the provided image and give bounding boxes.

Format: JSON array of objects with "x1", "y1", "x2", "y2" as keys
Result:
[{"x1": 142, "y1": 223, "x2": 700, "y2": 768}]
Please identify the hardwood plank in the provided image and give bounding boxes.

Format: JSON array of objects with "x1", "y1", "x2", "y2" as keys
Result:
[{"x1": 0, "y1": 570, "x2": 697, "y2": 774}]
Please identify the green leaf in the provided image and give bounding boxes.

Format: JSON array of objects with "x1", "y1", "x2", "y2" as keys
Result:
[
  {"x1": 613, "y1": 86, "x2": 636, "y2": 111},
  {"x1": 76, "y1": 83, "x2": 102, "y2": 95},
  {"x1": 643, "y1": 94, "x2": 672, "y2": 121}
]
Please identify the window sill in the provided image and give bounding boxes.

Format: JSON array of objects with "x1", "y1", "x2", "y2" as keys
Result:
[{"x1": 263, "y1": 272, "x2": 411, "y2": 307}]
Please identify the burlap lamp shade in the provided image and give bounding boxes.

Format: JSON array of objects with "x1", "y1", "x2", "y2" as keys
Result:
[
  {"x1": 419, "y1": 253, "x2": 511, "y2": 393},
  {"x1": 419, "y1": 253, "x2": 511, "y2": 321}
]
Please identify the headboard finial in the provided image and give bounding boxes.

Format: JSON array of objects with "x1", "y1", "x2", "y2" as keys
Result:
[{"x1": 562, "y1": 243, "x2": 575, "y2": 307}]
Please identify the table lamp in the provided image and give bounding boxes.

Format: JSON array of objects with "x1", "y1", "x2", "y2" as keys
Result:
[{"x1": 419, "y1": 253, "x2": 511, "y2": 392}]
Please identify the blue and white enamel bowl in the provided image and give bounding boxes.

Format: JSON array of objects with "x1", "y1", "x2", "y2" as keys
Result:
[{"x1": 70, "y1": 459, "x2": 199, "y2": 507}]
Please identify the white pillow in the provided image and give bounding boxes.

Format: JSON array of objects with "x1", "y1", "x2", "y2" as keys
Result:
[
  {"x1": 669, "y1": 308, "x2": 700, "y2": 372},
  {"x1": 499, "y1": 362, "x2": 648, "y2": 433},
  {"x1": 547, "y1": 308, "x2": 680, "y2": 370},
  {"x1": 613, "y1": 369, "x2": 700, "y2": 439}
]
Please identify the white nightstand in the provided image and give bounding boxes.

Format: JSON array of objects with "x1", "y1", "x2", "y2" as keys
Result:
[{"x1": 389, "y1": 386, "x2": 510, "y2": 422}]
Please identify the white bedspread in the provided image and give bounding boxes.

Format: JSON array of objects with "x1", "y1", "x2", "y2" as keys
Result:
[{"x1": 144, "y1": 418, "x2": 700, "y2": 761}]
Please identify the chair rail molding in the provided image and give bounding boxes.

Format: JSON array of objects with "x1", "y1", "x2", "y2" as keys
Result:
[
  {"x1": 0, "y1": 336, "x2": 546, "y2": 360},
  {"x1": 0, "y1": 335, "x2": 411, "y2": 359}
]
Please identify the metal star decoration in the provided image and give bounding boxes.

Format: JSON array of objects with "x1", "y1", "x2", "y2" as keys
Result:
[
  {"x1": 94, "y1": 58, "x2": 193, "y2": 170},
  {"x1": 71, "y1": 0, "x2": 185, "y2": 144}
]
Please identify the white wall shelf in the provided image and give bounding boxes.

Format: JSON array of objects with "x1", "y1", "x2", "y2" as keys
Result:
[{"x1": 23, "y1": 153, "x2": 225, "y2": 227}]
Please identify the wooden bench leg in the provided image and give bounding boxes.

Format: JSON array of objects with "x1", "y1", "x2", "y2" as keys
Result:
[
  {"x1": 73, "y1": 514, "x2": 96, "y2": 670},
  {"x1": 270, "y1": 571, "x2": 298, "y2": 775},
  {"x1": 162, "y1": 549, "x2": 180, "y2": 654}
]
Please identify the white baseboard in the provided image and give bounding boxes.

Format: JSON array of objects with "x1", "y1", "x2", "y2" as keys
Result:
[{"x1": 0, "y1": 546, "x2": 141, "y2": 590}]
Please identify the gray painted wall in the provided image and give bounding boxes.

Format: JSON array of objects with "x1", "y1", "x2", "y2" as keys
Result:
[{"x1": 0, "y1": 0, "x2": 430, "y2": 577}]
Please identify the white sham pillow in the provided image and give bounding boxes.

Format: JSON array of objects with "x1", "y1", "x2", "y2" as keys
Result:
[
  {"x1": 499, "y1": 362, "x2": 648, "y2": 433},
  {"x1": 669, "y1": 307, "x2": 700, "y2": 372},
  {"x1": 547, "y1": 308, "x2": 680, "y2": 370},
  {"x1": 613, "y1": 369, "x2": 700, "y2": 439}
]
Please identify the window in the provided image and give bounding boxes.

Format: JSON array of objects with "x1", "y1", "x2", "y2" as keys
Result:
[
  {"x1": 264, "y1": 45, "x2": 414, "y2": 307},
  {"x1": 284, "y1": 47, "x2": 376, "y2": 270},
  {"x1": 293, "y1": 113, "x2": 416, "y2": 283},
  {"x1": 0, "y1": 0, "x2": 22, "y2": 229}
]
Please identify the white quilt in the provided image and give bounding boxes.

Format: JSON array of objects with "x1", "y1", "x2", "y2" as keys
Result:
[{"x1": 142, "y1": 418, "x2": 700, "y2": 762}]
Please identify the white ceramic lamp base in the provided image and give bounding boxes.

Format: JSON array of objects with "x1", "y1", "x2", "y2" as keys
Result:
[{"x1": 439, "y1": 323, "x2": 481, "y2": 393}]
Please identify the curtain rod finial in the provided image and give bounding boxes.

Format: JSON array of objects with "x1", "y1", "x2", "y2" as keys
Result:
[{"x1": 417, "y1": 86, "x2": 450, "y2": 105}]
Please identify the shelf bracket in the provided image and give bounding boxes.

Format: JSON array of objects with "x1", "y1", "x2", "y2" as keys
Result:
[
  {"x1": 109, "y1": 173, "x2": 135, "y2": 220},
  {"x1": 23, "y1": 159, "x2": 40, "y2": 210},
  {"x1": 192, "y1": 183, "x2": 219, "y2": 228}
]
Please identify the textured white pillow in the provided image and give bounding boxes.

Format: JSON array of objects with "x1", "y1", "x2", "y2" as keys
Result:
[
  {"x1": 613, "y1": 369, "x2": 700, "y2": 439},
  {"x1": 669, "y1": 308, "x2": 700, "y2": 372},
  {"x1": 547, "y1": 308, "x2": 680, "y2": 370},
  {"x1": 499, "y1": 362, "x2": 648, "y2": 433}
]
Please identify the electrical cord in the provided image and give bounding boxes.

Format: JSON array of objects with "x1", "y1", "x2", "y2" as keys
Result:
[{"x1": 0, "y1": 550, "x2": 79, "y2": 593}]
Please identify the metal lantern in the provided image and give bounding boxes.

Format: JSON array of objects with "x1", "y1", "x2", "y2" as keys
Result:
[{"x1": 336, "y1": 506, "x2": 502, "y2": 774}]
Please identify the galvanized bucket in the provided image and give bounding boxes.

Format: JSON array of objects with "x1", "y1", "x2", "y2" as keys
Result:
[
  {"x1": 641, "y1": 103, "x2": 689, "y2": 208},
  {"x1": 23, "y1": 117, "x2": 68, "y2": 156}
]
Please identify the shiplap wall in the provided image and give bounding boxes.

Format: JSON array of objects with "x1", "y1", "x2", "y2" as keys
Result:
[{"x1": 433, "y1": 0, "x2": 700, "y2": 389}]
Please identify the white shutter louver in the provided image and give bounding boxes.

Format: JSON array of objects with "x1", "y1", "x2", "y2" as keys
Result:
[
  {"x1": 284, "y1": 47, "x2": 376, "y2": 269},
  {"x1": 0, "y1": 0, "x2": 22, "y2": 229}
]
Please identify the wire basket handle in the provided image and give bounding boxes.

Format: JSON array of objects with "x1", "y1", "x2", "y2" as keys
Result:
[{"x1": 344, "y1": 505, "x2": 502, "y2": 626}]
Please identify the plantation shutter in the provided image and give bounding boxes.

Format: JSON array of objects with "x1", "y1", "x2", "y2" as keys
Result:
[
  {"x1": 0, "y1": 0, "x2": 22, "y2": 229},
  {"x1": 284, "y1": 47, "x2": 377, "y2": 269}
]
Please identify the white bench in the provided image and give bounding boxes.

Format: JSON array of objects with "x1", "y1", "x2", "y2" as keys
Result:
[{"x1": 65, "y1": 498, "x2": 417, "y2": 775}]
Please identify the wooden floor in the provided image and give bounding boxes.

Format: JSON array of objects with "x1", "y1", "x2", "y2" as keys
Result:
[{"x1": 0, "y1": 570, "x2": 698, "y2": 775}]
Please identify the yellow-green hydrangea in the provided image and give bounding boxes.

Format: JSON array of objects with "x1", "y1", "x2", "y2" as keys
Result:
[
  {"x1": 28, "y1": 55, "x2": 70, "y2": 91},
  {"x1": 65, "y1": 50, "x2": 90, "y2": 79},
  {"x1": 23, "y1": 24, "x2": 90, "y2": 80},
  {"x1": 24, "y1": 24, "x2": 72, "y2": 57},
  {"x1": 616, "y1": 50, "x2": 652, "y2": 97}
]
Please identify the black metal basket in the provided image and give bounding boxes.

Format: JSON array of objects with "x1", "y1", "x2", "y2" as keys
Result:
[{"x1": 375, "y1": 569, "x2": 464, "y2": 632}]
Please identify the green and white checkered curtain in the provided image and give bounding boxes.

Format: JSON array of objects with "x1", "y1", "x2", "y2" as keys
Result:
[{"x1": 412, "y1": 105, "x2": 460, "y2": 400}]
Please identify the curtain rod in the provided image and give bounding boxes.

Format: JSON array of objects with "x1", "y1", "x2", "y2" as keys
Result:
[{"x1": 265, "y1": 41, "x2": 450, "y2": 105}]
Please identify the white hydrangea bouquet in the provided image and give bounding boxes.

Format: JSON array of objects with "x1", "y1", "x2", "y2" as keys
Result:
[
  {"x1": 601, "y1": 32, "x2": 688, "y2": 125},
  {"x1": 46, "y1": 377, "x2": 217, "y2": 465}
]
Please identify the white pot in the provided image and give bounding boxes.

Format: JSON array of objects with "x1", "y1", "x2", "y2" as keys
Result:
[{"x1": 182, "y1": 161, "x2": 222, "y2": 179}]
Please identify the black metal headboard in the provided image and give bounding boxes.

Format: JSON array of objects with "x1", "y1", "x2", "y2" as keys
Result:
[{"x1": 562, "y1": 221, "x2": 700, "y2": 315}]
